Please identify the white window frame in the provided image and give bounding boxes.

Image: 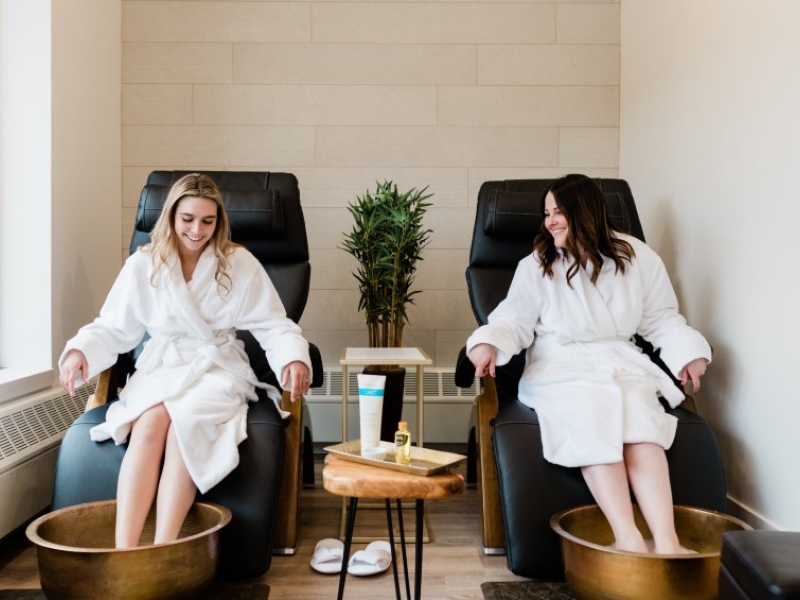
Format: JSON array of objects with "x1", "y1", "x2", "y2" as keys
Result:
[{"x1": 0, "y1": 0, "x2": 54, "y2": 404}]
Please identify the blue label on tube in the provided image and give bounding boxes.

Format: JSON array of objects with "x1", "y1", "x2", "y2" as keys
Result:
[{"x1": 358, "y1": 388, "x2": 384, "y2": 396}]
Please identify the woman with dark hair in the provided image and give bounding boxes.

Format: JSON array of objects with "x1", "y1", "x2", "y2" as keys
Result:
[
  {"x1": 467, "y1": 174, "x2": 710, "y2": 554},
  {"x1": 59, "y1": 173, "x2": 312, "y2": 548}
]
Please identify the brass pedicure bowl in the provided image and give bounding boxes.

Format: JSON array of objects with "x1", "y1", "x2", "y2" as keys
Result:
[
  {"x1": 26, "y1": 500, "x2": 231, "y2": 600},
  {"x1": 551, "y1": 504, "x2": 751, "y2": 600}
]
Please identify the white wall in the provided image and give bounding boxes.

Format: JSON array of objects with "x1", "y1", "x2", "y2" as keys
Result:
[
  {"x1": 119, "y1": 0, "x2": 622, "y2": 370},
  {"x1": 0, "y1": 0, "x2": 120, "y2": 402},
  {"x1": 620, "y1": 1, "x2": 800, "y2": 530},
  {"x1": 51, "y1": 0, "x2": 122, "y2": 362},
  {"x1": 0, "y1": 0, "x2": 52, "y2": 396},
  {"x1": 1, "y1": 0, "x2": 124, "y2": 385},
  {"x1": 0, "y1": 0, "x2": 121, "y2": 535}
]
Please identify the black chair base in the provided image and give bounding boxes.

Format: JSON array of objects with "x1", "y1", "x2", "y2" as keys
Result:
[{"x1": 719, "y1": 531, "x2": 800, "y2": 599}]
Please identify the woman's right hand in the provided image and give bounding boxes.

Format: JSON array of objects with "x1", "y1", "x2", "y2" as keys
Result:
[
  {"x1": 468, "y1": 343, "x2": 498, "y2": 378},
  {"x1": 59, "y1": 349, "x2": 88, "y2": 397}
]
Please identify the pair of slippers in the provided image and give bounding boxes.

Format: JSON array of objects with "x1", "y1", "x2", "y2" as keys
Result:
[{"x1": 310, "y1": 538, "x2": 392, "y2": 576}]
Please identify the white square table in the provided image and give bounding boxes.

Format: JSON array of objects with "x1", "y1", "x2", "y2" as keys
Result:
[
  {"x1": 339, "y1": 347, "x2": 432, "y2": 447},
  {"x1": 337, "y1": 347, "x2": 434, "y2": 544}
]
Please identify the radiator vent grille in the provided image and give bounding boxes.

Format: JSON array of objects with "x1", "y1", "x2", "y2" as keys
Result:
[
  {"x1": 307, "y1": 368, "x2": 476, "y2": 401},
  {"x1": 0, "y1": 386, "x2": 92, "y2": 473}
]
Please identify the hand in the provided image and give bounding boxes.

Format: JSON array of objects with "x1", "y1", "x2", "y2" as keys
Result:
[
  {"x1": 282, "y1": 360, "x2": 311, "y2": 402},
  {"x1": 679, "y1": 358, "x2": 708, "y2": 393},
  {"x1": 60, "y1": 349, "x2": 89, "y2": 397},
  {"x1": 468, "y1": 343, "x2": 498, "y2": 379}
]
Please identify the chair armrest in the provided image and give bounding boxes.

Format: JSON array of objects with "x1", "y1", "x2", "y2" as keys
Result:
[
  {"x1": 477, "y1": 375, "x2": 499, "y2": 422},
  {"x1": 455, "y1": 345, "x2": 477, "y2": 388},
  {"x1": 86, "y1": 367, "x2": 115, "y2": 411},
  {"x1": 308, "y1": 343, "x2": 324, "y2": 388},
  {"x1": 679, "y1": 395, "x2": 697, "y2": 413},
  {"x1": 280, "y1": 391, "x2": 303, "y2": 422},
  {"x1": 474, "y1": 369, "x2": 504, "y2": 551},
  {"x1": 85, "y1": 351, "x2": 136, "y2": 412},
  {"x1": 275, "y1": 388, "x2": 305, "y2": 552}
]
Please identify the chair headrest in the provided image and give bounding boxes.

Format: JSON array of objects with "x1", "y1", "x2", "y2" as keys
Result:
[
  {"x1": 482, "y1": 188, "x2": 635, "y2": 240},
  {"x1": 131, "y1": 170, "x2": 310, "y2": 322},
  {"x1": 136, "y1": 184, "x2": 285, "y2": 240},
  {"x1": 467, "y1": 178, "x2": 645, "y2": 325}
]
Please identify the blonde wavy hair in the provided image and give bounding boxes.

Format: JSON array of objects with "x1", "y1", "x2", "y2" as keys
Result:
[{"x1": 144, "y1": 173, "x2": 237, "y2": 293}]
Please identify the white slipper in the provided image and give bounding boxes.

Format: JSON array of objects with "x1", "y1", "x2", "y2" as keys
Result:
[
  {"x1": 347, "y1": 540, "x2": 392, "y2": 576},
  {"x1": 310, "y1": 538, "x2": 344, "y2": 574}
]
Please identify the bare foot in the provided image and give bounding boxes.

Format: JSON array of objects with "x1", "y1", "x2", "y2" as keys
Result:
[
  {"x1": 611, "y1": 534, "x2": 649, "y2": 554},
  {"x1": 654, "y1": 544, "x2": 697, "y2": 555}
]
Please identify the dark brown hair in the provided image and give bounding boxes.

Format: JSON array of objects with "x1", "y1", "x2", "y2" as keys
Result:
[{"x1": 532, "y1": 174, "x2": 635, "y2": 286}]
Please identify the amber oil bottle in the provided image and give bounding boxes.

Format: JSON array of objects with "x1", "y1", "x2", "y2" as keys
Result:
[{"x1": 394, "y1": 421, "x2": 411, "y2": 464}]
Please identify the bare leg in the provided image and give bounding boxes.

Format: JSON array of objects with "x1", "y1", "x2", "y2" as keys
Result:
[
  {"x1": 116, "y1": 405, "x2": 170, "y2": 548},
  {"x1": 153, "y1": 424, "x2": 197, "y2": 544},
  {"x1": 581, "y1": 461, "x2": 648, "y2": 553},
  {"x1": 624, "y1": 443, "x2": 692, "y2": 554}
]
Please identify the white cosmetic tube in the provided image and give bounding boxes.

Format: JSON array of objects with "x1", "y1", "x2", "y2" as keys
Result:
[{"x1": 357, "y1": 373, "x2": 385, "y2": 455}]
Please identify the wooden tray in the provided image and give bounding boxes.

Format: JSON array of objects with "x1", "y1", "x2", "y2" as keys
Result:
[{"x1": 324, "y1": 440, "x2": 466, "y2": 476}]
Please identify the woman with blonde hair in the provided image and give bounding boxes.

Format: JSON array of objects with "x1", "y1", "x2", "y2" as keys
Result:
[{"x1": 59, "y1": 173, "x2": 312, "y2": 548}]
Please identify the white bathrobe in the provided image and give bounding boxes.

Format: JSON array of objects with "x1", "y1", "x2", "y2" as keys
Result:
[
  {"x1": 60, "y1": 245, "x2": 312, "y2": 494},
  {"x1": 466, "y1": 234, "x2": 711, "y2": 468}
]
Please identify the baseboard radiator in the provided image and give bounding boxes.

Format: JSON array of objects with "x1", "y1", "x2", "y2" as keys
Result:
[
  {"x1": 0, "y1": 385, "x2": 92, "y2": 539},
  {"x1": 305, "y1": 367, "x2": 477, "y2": 444}
]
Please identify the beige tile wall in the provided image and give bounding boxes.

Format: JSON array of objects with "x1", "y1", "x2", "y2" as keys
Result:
[{"x1": 121, "y1": 0, "x2": 620, "y2": 368}]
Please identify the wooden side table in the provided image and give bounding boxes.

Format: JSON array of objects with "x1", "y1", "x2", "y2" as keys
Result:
[
  {"x1": 340, "y1": 347, "x2": 432, "y2": 447},
  {"x1": 323, "y1": 454, "x2": 465, "y2": 600}
]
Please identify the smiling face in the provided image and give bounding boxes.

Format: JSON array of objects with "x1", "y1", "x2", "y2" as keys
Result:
[
  {"x1": 544, "y1": 191, "x2": 569, "y2": 248},
  {"x1": 173, "y1": 196, "x2": 218, "y2": 259}
]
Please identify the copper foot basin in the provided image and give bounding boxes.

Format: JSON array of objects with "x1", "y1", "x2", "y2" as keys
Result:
[
  {"x1": 550, "y1": 504, "x2": 751, "y2": 600},
  {"x1": 26, "y1": 500, "x2": 231, "y2": 600}
]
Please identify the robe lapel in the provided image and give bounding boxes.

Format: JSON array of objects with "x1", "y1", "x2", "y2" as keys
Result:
[
  {"x1": 165, "y1": 248, "x2": 217, "y2": 340},
  {"x1": 570, "y1": 265, "x2": 618, "y2": 339}
]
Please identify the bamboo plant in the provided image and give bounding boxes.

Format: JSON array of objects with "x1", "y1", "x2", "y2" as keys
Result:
[{"x1": 341, "y1": 180, "x2": 433, "y2": 348}]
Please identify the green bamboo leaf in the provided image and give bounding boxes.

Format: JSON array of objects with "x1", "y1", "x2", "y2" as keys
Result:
[{"x1": 339, "y1": 180, "x2": 433, "y2": 347}]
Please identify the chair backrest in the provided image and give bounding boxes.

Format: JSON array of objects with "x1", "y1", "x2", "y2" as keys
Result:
[
  {"x1": 133, "y1": 170, "x2": 310, "y2": 323},
  {"x1": 466, "y1": 178, "x2": 644, "y2": 325}
]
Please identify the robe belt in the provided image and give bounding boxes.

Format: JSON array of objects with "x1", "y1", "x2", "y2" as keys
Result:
[
  {"x1": 136, "y1": 333, "x2": 268, "y2": 393},
  {"x1": 128, "y1": 333, "x2": 289, "y2": 420},
  {"x1": 531, "y1": 337, "x2": 685, "y2": 407}
]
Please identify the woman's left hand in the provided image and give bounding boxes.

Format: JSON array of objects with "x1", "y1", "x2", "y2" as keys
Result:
[
  {"x1": 283, "y1": 360, "x2": 311, "y2": 402},
  {"x1": 679, "y1": 358, "x2": 708, "y2": 393}
]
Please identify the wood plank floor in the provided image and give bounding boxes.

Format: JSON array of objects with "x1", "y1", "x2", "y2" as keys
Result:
[{"x1": 0, "y1": 455, "x2": 530, "y2": 598}]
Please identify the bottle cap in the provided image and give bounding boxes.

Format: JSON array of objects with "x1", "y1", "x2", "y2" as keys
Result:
[{"x1": 398, "y1": 421, "x2": 408, "y2": 429}]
